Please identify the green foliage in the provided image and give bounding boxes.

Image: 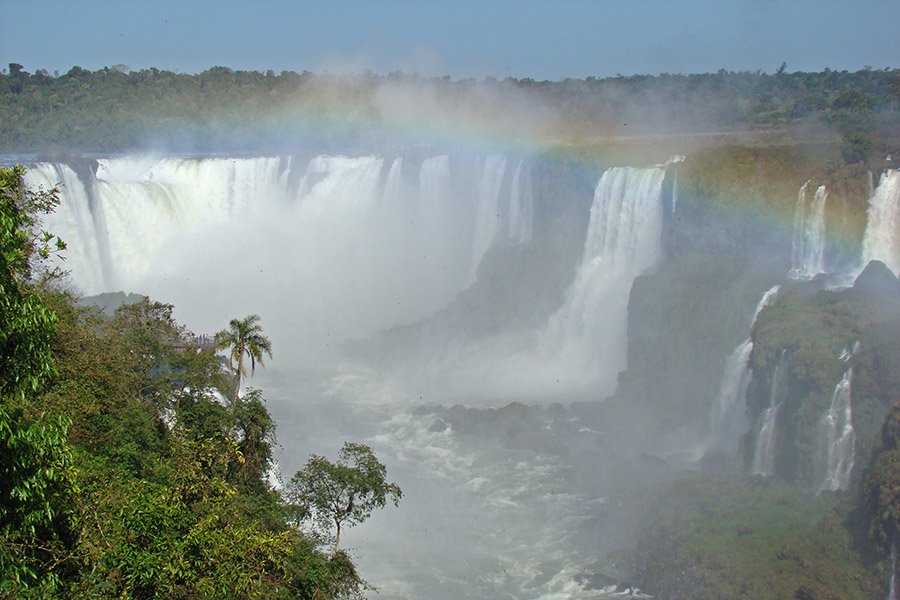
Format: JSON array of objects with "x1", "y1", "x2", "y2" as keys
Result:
[
  {"x1": 863, "y1": 403, "x2": 900, "y2": 553},
  {"x1": 0, "y1": 166, "x2": 61, "y2": 401},
  {"x1": 0, "y1": 406, "x2": 76, "y2": 596},
  {"x1": 289, "y1": 443, "x2": 401, "y2": 553},
  {"x1": 74, "y1": 438, "x2": 302, "y2": 598},
  {"x1": 228, "y1": 389, "x2": 277, "y2": 495},
  {"x1": 745, "y1": 267, "x2": 900, "y2": 485},
  {"x1": 632, "y1": 475, "x2": 881, "y2": 599},
  {"x1": 0, "y1": 166, "x2": 75, "y2": 595},
  {"x1": 841, "y1": 131, "x2": 875, "y2": 164}
]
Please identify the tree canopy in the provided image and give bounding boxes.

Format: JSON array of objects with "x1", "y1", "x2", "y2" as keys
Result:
[{"x1": 288, "y1": 443, "x2": 402, "y2": 553}]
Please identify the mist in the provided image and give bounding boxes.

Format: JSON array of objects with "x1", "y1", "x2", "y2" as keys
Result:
[{"x1": 13, "y1": 66, "x2": 900, "y2": 598}]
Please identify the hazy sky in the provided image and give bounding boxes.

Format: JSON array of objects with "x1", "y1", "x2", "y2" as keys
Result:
[{"x1": 3, "y1": 1, "x2": 897, "y2": 80}]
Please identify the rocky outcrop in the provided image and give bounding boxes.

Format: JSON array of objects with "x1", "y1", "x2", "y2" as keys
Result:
[{"x1": 742, "y1": 261, "x2": 900, "y2": 486}]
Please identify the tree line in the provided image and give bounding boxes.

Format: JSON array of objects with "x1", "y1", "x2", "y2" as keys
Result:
[{"x1": 0, "y1": 63, "x2": 896, "y2": 161}]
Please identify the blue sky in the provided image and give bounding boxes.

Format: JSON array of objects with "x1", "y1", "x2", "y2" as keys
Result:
[{"x1": 2, "y1": 1, "x2": 898, "y2": 80}]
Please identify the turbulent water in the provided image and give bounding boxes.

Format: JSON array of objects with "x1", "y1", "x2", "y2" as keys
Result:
[
  {"x1": 862, "y1": 169, "x2": 900, "y2": 276},
  {"x1": 818, "y1": 368, "x2": 855, "y2": 492},
  {"x1": 26, "y1": 153, "x2": 673, "y2": 598},
  {"x1": 260, "y1": 366, "x2": 630, "y2": 600},
  {"x1": 789, "y1": 182, "x2": 827, "y2": 279}
]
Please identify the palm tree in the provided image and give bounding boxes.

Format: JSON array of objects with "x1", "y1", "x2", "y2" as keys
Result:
[{"x1": 214, "y1": 314, "x2": 273, "y2": 399}]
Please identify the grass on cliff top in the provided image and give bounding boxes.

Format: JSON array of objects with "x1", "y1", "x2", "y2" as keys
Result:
[{"x1": 634, "y1": 474, "x2": 883, "y2": 600}]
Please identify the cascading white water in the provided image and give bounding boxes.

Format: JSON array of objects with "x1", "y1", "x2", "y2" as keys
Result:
[
  {"x1": 26, "y1": 154, "x2": 535, "y2": 360},
  {"x1": 24, "y1": 163, "x2": 111, "y2": 292},
  {"x1": 507, "y1": 159, "x2": 534, "y2": 244},
  {"x1": 539, "y1": 166, "x2": 666, "y2": 397},
  {"x1": 789, "y1": 181, "x2": 811, "y2": 276},
  {"x1": 862, "y1": 169, "x2": 900, "y2": 276},
  {"x1": 752, "y1": 351, "x2": 786, "y2": 476},
  {"x1": 707, "y1": 285, "x2": 780, "y2": 454},
  {"x1": 469, "y1": 155, "x2": 508, "y2": 282},
  {"x1": 409, "y1": 164, "x2": 667, "y2": 403},
  {"x1": 671, "y1": 172, "x2": 678, "y2": 214},
  {"x1": 819, "y1": 368, "x2": 856, "y2": 491},
  {"x1": 889, "y1": 544, "x2": 897, "y2": 600},
  {"x1": 789, "y1": 182, "x2": 827, "y2": 278}
]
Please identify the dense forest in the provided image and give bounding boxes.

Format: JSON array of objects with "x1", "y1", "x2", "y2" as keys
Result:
[
  {"x1": 0, "y1": 64, "x2": 897, "y2": 160},
  {"x1": 0, "y1": 166, "x2": 399, "y2": 598}
]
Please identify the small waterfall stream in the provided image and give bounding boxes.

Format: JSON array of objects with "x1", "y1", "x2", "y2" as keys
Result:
[
  {"x1": 789, "y1": 182, "x2": 827, "y2": 278},
  {"x1": 819, "y1": 368, "x2": 856, "y2": 491},
  {"x1": 889, "y1": 544, "x2": 897, "y2": 600},
  {"x1": 707, "y1": 285, "x2": 780, "y2": 454},
  {"x1": 752, "y1": 351, "x2": 787, "y2": 477},
  {"x1": 862, "y1": 169, "x2": 900, "y2": 276}
]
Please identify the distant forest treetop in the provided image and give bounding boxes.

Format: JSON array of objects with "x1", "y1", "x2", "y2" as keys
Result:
[{"x1": 1, "y1": 63, "x2": 897, "y2": 157}]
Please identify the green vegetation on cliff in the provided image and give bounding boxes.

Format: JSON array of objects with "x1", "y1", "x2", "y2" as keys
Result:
[
  {"x1": 0, "y1": 166, "x2": 401, "y2": 598},
  {"x1": 746, "y1": 262, "x2": 900, "y2": 485},
  {"x1": 632, "y1": 475, "x2": 881, "y2": 600},
  {"x1": 630, "y1": 263, "x2": 900, "y2": 599}
]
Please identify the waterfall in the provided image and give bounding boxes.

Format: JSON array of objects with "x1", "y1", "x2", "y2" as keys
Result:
[
  {"x1": 382, "y1": 157, "x2": 404, "y2": 208},
  {"x1": 707, "y1": 285, "x2": 780, "y2": 454},
  {"x1": 507, "y1": 159, "x2": 534, "y2": 244},
  {"x1": 789, "y1": 182, "x2": 827, "y2": 278},
  {"x1": 469, "y1": 155, "x2": 508, "y2": 281},
  {"x1": 752, "y1": 351, "x2": 787, "y2": 476},
  {"x1": 789, "y1": 181, "x2": 811, "y2": 277},
  {"x1": 671, "y1": 172, "x2": 678, "y2": 214},
  {"x1": 889, "y1": 544, "x2": 897, "y2": 600},
  {"x1": 861, "y1": 169, "x2": 900, "y2": 275},
  {"x1": 819, "y1": 368, "x2": 856, "y2": 491},
  {"x1": 24, "y1": 163, "x2": 111, "y2": 292},
  {"x1": 26, "y1": 153, "x2": 536, "y2": 358},
  {"x1": 539, "y1": 166, "x2": 665, "y2": 397}
]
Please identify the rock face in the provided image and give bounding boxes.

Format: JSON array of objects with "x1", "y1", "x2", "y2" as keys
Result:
[{"x1": 742, "y1": 261, "x2": 900, "y2": 487}]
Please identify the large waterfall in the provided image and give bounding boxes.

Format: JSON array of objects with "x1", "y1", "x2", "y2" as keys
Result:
[
  {"x1": 818, "y1": 368, "x2": 856, "y2": 492},
  {"x1": 789, "y1": 181, "x2": 827, "y2": 279},
  {"x1": 706, "y1": 285, "x2": 780, "y2": 455},
  {"x1": 416, "y1": 164, "x2": 667, "y2": 402},
  {"x1": 25, "y1": 154, "x2": 536, "y2": 359},
  {"x1": 862, "y1": 169, "x2": 900, "y2": 276},
  {"x1": 538, "y1": 166, "x2": 666, "y2": 397}
]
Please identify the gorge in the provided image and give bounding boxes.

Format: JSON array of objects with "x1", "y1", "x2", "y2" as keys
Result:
[{"x1": 15, "y1": 142, "x2": 900, "y2": 598}]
